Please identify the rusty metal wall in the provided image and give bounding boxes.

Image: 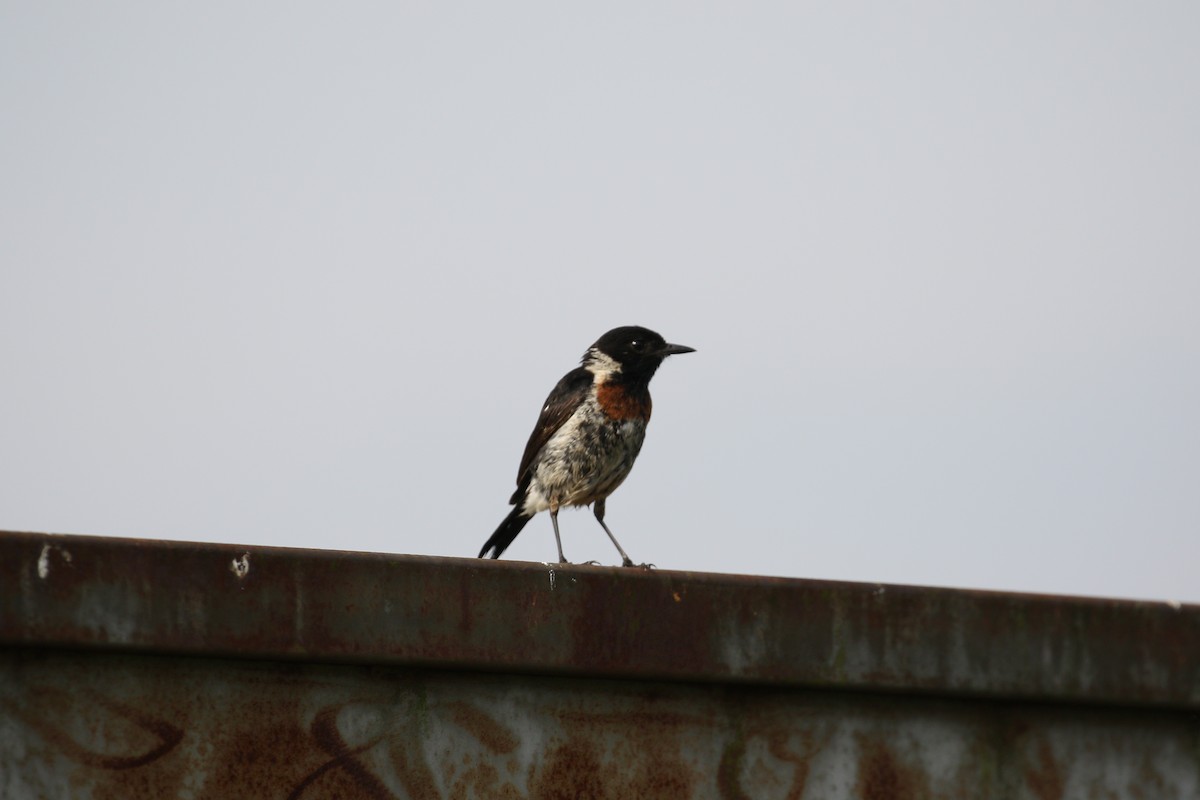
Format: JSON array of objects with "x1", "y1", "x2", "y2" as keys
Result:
[
  {"x1": 4, "y1": 651, "x2": 1198, "y2": 799},
  {"x1": 2, "y1": 531, "x2": 1198, "y2": 799}
]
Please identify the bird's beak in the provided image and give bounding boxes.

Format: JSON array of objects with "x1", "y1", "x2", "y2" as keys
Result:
[{"x1": 661, "y1": 343, "x2": 696, "y2": 356}]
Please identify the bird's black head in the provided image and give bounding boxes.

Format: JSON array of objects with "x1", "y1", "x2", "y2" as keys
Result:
[{"x1": 584, "y1": 325, "x2": 695, "y2": 382}]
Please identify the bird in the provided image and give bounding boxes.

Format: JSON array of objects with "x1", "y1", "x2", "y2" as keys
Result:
[{"x1": 478, "y1": 325, "x2": 695, "y2": 566}]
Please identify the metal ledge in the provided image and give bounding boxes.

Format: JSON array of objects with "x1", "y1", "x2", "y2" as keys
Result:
[{"x1": 2, "y1": 530, "x2": 1197, "y2": 708}]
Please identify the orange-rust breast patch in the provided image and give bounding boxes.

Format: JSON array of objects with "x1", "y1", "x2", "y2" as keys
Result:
[{"x1": 596, "y1": 383, "x2": 652, "y2": 421}]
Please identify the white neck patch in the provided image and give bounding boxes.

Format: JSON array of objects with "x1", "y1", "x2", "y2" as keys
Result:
[{"x1": 583, "y1": 349, "x2": 622, "y2": 382}]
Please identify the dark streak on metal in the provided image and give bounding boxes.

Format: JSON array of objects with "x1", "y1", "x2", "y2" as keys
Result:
[
  {"x1": 4, "y1": 690, "x2": 183, "y2": 770},
  {"x1": 287, "y1": 706, "x2": 393, "y2": 800}
]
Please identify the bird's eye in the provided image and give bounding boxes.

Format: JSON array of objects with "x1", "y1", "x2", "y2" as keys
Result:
[{"x1": 629, "y1": 340, "x2": 646, "y2": 352}]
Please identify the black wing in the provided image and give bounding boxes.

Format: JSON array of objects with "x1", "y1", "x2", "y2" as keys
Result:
[{"x1": 509, "y1": 367, "x2": 592, "y2": 503}]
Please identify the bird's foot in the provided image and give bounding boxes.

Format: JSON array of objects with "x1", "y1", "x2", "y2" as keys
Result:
[{"x1": 621, "y1": 559, "x2": 656, "y2": 570}]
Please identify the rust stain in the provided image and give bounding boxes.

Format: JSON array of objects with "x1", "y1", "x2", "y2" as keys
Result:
[
  {"x1": 553, "y1": 708, "x2": 705, "y2": 729},
  {"x1": 523, "y1": 720, "x2": 696, "y2": 800},
  {"x1": 386, "y1": 712, "x2": 441, "y2": 800},
  {"x1": 531, "y1": 738, "x2": 611, "y2": 800},
  {"x1": 628, "y1": 753, "x2": 692, "y2": 798},
  {"x1": 447, "y1": 701, "x2": 519, "y2": 754},
  {"x1": 201, "y1": 718, "x2": 313, "y2": 799},
  {"x1": 1024, "y1": 740, "x2": 1064, "y2": 800},
  {"x1": 717, "y1": 734, "x2": 752, "y2": 800},
  {"x1": 544, "y1": 706, "x2": 697, "y2": 798},
  {"x1": 854, "y1": 735, "x2": 931, "y2": 800},
  {"x1": 447, "y1": 761, "x2": 522, "y2": 800}
]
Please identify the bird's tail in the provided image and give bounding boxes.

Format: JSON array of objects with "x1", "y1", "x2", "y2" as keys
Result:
[{"x1": 478, "y1": 505, "x2": 532, "y2": 559}]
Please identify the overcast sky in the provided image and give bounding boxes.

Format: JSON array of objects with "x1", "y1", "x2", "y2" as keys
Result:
[{"x1": 3, "y1": 4, "x2": 1197, "y2": 604}]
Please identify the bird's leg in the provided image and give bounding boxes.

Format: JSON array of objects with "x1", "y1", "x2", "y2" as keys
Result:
[
  {"x1": 593, "y1": 499, "x2": 635, "y2": 567},
  {"x1": 550, "y1": 503, "x2": 569, "y2": 564}
]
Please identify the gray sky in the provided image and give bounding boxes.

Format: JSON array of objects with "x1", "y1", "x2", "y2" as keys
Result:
[{"x1": 3, "y1": 4, "x2": 1198, "y2": 603}]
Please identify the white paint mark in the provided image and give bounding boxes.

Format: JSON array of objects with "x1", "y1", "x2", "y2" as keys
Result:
[
  {"x1": 230, "y1": 552, "x2": 251, "y2": 580},
  {"x1": 36, "y1": 544, "x2": 73, "y2": 579},
  {"x1": 547, "y1": 566, "x2": 556, "y2": 591}
]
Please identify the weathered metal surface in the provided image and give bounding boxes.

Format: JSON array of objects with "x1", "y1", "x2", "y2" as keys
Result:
[
  {"x1": 1, "y1": 531, "x2": 1197, "y2": 707},
  {"x1": 3, "y1": 530, "x2": 1200, "y2": 798},
  {"x1": 3, "y1": 650, "x2": 1198, "y2": 799}
]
